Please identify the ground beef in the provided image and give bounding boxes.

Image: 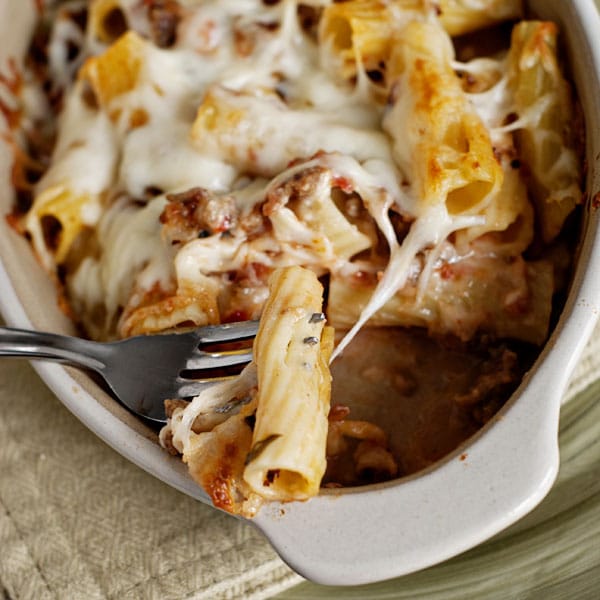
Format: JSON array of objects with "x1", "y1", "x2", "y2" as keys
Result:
[{"x1": 160, "y1": 187, "x2": 238, "y2": 244}]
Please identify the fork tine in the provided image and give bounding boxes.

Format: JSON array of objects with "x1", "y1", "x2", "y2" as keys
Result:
[
  {"x1": 184, "y1": 348, "x2": 253, "y2": 370},
  {"x1": 195, "y1": 320, "x2": 259, "y2": 344},
  {"x1": 176, "y1": 376, "x2": 237, "y2": 399}
]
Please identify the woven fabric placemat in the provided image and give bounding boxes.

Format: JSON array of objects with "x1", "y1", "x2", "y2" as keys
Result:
[
  {"x1": 0, "y1": 356, "x2": 303, "y2": 599},
  {"x1": 1, "y1": 319, "x2": 599, "y2": 600}
]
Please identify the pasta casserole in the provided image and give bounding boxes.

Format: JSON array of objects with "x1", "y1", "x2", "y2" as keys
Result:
[{"x1": 2, "y1": 0, "x2": 584, "y2": 516}]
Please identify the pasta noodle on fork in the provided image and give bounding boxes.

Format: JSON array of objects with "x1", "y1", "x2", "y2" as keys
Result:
[
  {"x1": 163, "y1": 266, "x2": 334, "y2": 515},
  {"x1": 244, "y1": 266, "x2": 334, "y2": 500}
]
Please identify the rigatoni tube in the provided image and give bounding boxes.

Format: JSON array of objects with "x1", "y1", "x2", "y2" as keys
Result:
[{"x1": 244, "y1": 266, "x2": 334, "y2": 501}]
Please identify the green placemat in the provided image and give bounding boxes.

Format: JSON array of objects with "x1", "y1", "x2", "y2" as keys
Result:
[{"x1": 0, "y1": 356, "x2": 302, "y2": 599}]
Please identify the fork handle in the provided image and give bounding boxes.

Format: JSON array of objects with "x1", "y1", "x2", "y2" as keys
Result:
[{"x1": 0, "y1": 327, "x2": 106, "y2": 371}]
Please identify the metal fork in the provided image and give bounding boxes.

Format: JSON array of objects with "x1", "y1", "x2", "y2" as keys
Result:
[{"x1": 0, "y1": 321, "x2": 258, "y2": 423}]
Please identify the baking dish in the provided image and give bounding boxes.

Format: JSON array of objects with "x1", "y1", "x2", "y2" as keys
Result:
[{"x1": 0, "y1": 0, "x2": 599, "y2": 585}]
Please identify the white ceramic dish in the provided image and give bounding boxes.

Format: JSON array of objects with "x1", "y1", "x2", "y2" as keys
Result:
[{"x1": 0, "y1": 0, "x2": 599, "y2": 586}]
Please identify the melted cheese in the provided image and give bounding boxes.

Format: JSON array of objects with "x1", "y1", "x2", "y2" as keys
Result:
[
  {"x1": 36, "y1": 0, "x2": 394, "y2": 288},
  {"x1": 173, "y1": 152, "x2": 409, "y2": 294},
  {"x1": 38, "y1": 87, "x2": 118, "y2": 197},
  {"x1": 331, "y1": 203, "x2": 482, "y2": 360},
  {"x1": 31, "y1": 2, "x2": 574, "y2": 352},
  {"x1": 68, "y1": 195, "x2": 173, "y2": 331}
]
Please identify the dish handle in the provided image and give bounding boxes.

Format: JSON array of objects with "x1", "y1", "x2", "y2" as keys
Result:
[{"x1": 253, "y1": 356, "x2": 566, "y2": 586}]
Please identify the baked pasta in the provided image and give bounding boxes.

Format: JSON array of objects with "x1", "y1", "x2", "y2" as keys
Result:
[{"x1": 3, "y1": 0, "x2": 584, "y2": 516}]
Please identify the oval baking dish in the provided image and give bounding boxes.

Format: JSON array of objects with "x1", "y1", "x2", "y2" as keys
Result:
[{"x1": 0, "y1": 0, "x2": 599, "y2": 585}]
